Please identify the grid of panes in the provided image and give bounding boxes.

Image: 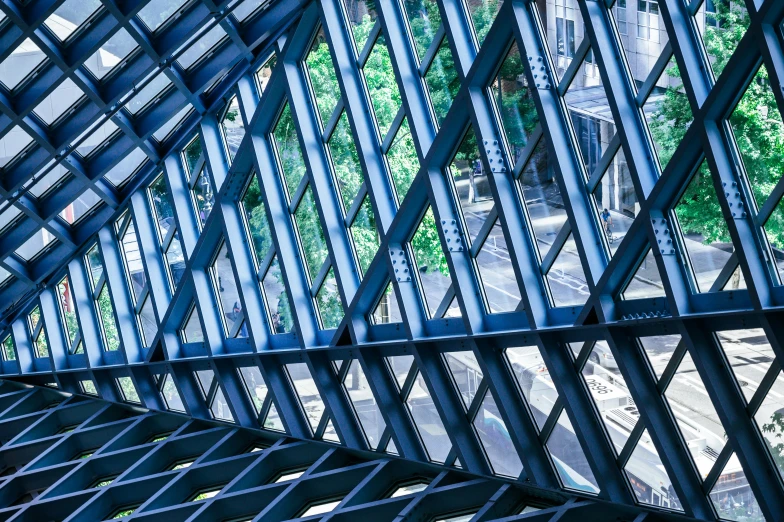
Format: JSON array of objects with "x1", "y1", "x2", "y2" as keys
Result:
[{"x1": 115, "y1": 214, "x2": 158, "y2": 349}]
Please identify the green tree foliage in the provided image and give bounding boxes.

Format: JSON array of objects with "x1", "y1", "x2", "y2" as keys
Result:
[
  {"x1": 97, "y1": 285, "x2": 120, "y2": 351},
  {"x1": 466, "y1": 0, "x2": 501, "y2": 46},
  {"x1": 242, "y1": 176, "x2": 272, "y2": 264},
  {"x1": 491, "y1": 43, "x2": 538, "y2": 160},
  {"x1": 305, "y1": 28, "x2": 341, "y2": 126}
]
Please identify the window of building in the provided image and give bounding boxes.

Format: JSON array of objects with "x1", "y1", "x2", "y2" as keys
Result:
[
  {"x1": 616, "y1": 0, "x2": 627, "y2": 35},
  {"x1": 637, "y1": 0, "x2": 660, "y2": 42}
]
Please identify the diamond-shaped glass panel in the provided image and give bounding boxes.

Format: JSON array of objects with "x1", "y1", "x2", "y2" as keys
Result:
[
  {"x1": 474, "y1": 390, "x2": 523, "y2": 477},
  {"x1": 328, "y1": 111, "x2": 363, "y2": 211},
  {"x1": 364, "y1": 35, "x2": 401, "y2": 139},
  {"x1": 410, "y1": 207, "x2": 451, "y2": 318},
  {"x1": 545, "y1": 409, "x2": 599, "y2": 494},
  {"x1": 262, "y1": 257, "x2": 294, "y2": 334},
  {"x1": 716, "y1": 328, "x2": 774, "y2": 404},
  {"x1": 387, "y1": 118, "x2": 419, "y2": 203},
  {"x1": 316, "y1": 267, "x2": 343, "y2": 329},
  {"x1": 546, "y1": 234, "x2": 589, "y2": 308},
  {"x1": 505, "y1": 345, "x2": 557, "y2": 431},
  {"x1": 273, "y1": 103, "x2": 307, "y2": 199},
  {"x1": 406, "y1": 371, "x2": 452, "y2": 463},
  {"x1": 370, "y1": 281, "x2": 402, "y2": 325},
  {"x1": 424, "y1": 39, "x2": 459, "y2": 128},
  {"x1": 304, "y1": 27, "x2": 341, "y2": 128},
  {"x1": 349, "y1": 197, "x2": 379, "y2": 277}
]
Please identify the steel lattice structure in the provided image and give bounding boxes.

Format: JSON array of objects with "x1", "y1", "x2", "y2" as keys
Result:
[{"x1": 0, "y1": 0, "x2": 782, "y2": 520}]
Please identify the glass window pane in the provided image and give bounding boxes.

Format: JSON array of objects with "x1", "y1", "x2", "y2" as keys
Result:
[
  {"x1": 242, "y1": 175, "x2": 273, "y2": 266},
  {"x1": 350, "y1": 197, "x2": 379, "y2": 277},
  {"x1": 210, "y1": 242, "x2": 247, "y2": 338},
  {"x1": 386, "y1": 118, "x2": 419, "y2": 203},
  {"x1": 105, "y1": 148, "x2": 148, "y2": 187},
  {"x1": 343, "y1": 359, "x2": 386, "y2": 449},
  {"x1": 60, "y1": 189, "x2": 102, "y2": 225},
  {"x1": 137, "y1": 0, "x2": 188, "y2": 32},
  {"x1": 239, "y1": 365, "x2": 268, "y2": 414},
  {"x1": 286, "y1": 362, "x2": 326, "y2": 434},
  {"x1": 304, "y1": 27, "x2": 341, "y2": 127},
  {"x1": 180, "y1": 305, "x2": 204, "y2": 343},
  {"x1": 466, "y1": 0, "x2": 502, "y2": 46},
  {"x1": 96, "y1": 284, "x2": 120, "y2": 351},
  {"x1": 401, "y1": 0, "x2": 442, "y2": 62},
  {"x1": 695, "y1": 2, "x2": 748, "y2": 79},
  {"x1": 0, "y1": 39, "x2": 45, "y2": 90},
  {"x1": 624, "y1": 429, "x2": 682, "y2": 510},
  {"x1": 505, "y1": 345, "x2": 557, "y2": 431},
  {"x1": 191, "y1": 168, "x2": 215, "y2": 229},
  {"x1": 343, "y1": 0, "x2": 376, "y2": 53},
  {"x1": 715, "y1": 329, "x2": 774, "y2": 404},
  {"x1": 370, "y1": 281, "x2": 402, "y2": 324},
  {"x1": 387, "y1": 355, "x2": 415, "y2": 390},
  {"x1": 262, "y1": 257, "x2": 295, "y2": 334},
  {"x1": 406, "y1": 371, "x2": 452, "y2": 463},
  {"x1": 84, "y1": 29, "x2": 137, "y2": 80},
  {"x1": 165, "y1": 231, "x2": 185, "y2": 289},
  {"x1": 255, "y1": 53, "x2": 276, "y2": 95},
  {"x1": 316, "y1": 267, "x2": 343, "y2": 329},
  {"x1": 410, "y1": 207, "x2": 452, "y2": 318},
  {"x1": 33, "y1": 78, "x2": 84, "y2": 126},
  {"x1": 546, "y1": 235, "x2": 589, "y2": 307},
  {"x1": 443, "y1": 351, "x2": 482, "y2": 410},
  {"x1": 220, "y1": 96, "x2": 244, "y2": 163},
  {"x1": 475, "y1": 219, "x2": 522, "y2": 313},
  {"x1": 364, "y1": 35, "x2": 401, "y2": 139},
  {"x1": 638, "y1": 334, "x2": 681, "y2": 381},
  {"x1": 177, "y1": 25, "x2": 227, "y2": 70},
  {"x1": 424, "y1": 40, "x2": 459, "y2": 128},
  {"x1": 622, "y1": 248, "x2": 666, "y2": 300},
  {"x1": 474, "y1": 391, "x2": 523, "y2": 477},
  {"x1": 328, "y1": 112, "x2": 364, "y2": 211},
  {"x1": 127, "y1": 73, "x2": 171, "y2": 114},
  {"x1": 546, "y1": 410, "x2": 599, "y2": 493},
  {"x1": 44, "y1": 0, "x2": 102, "y2": 41},
  {"x1": 708, "y1": 452, "x2": 762, "y2": 520},
  {"x1": 56, "y1": 276, "x2": 79, "y2": 347},
  {"x1": 118, "y1": 218, "x2": 146, "y2": 302},
  {"x1": 293, "y1": 188, "x2": 328, "y2": 283},
  {"x1": 158, "y1": 373, "x2": 185, "y2": 412},
  {"x1": 138, "y1": 297, "x2": 158, "y2": 348},
  {"x1": 148, "y1": 175, "x2": 175, "y2": 240},
  {"x1": 448, "y1": 127, "x2": 492, "y2": 245},
  {"x1": 117, "y1": 377, "x2": 140, "y2": 404},
  {"x1": 2, "y1": 336, "x2": 16, "y2": 361},
  {"x1": 15, "y1": 229, "x2": 56, "y2": 261},
  {"x1": 182, "y1": 135, "x2": 203, "y2": 175},
  {"x1": 273, "y1": 103, "x2": 307, "y2": 198}
]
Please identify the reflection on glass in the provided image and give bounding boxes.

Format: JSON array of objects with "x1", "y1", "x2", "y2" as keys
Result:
[
  {"x1": 328, "y1": 112, "x2": 363, "y2": 211},
  {"x1": 673, "y1": 160, "x2": 735, "y2": 293},
  {"x1": 546, "y1": 410, "x2": 599, "y2": 493},
  {"x1": 273, "y1": 103, "x2": 307, "y2": 198},
  {"x1": 406, "y1": 371, "x2": 452, "y2": 463},
  {"x1": 294, "y1": 188, "x2": 328, "y2": 282},
  {"x1": 0, "y1": 39, "x2": 45, "y2": 90},
  {"x1": 350, "y1": 197, "x2": 379, "y2": 277},
  {"x1": 424, "y1": 40, "x2": 459, "y2": 128},
  {"x1": 220, "y1": 96, "x2": 245, "y2": 163},
  {"x1": 370, "y1": 282, "x2": 402, "y2": 325},
  {"x1": 664, "y1": 351, "x2": 726, "y2": 479},
  {"x1": 537, "y1": 0, "x2": 584, "y2": 80},
  {"x1": 210, "y1": 242, "x2": 247, "y2": 338},
  {"x1": 443, "y1": 351, "x2": 481, "y2": 410},
  {"x1": 474, "y1": 391, "x2": 523, "y2": 477},
  {"x1": 410, "y1": 207, "x2": 451, "y2": 318},
  {"x1": 505, "y1": 345, "x2": 557, "y2": 431},
  {"x1": 304, "y1": 27, "x2": 341, "y2": 127},
  {"x1": 191, "y1": 168, "x2": 215, "y2": 229},
  {"x1": 262, "y1": 257, "x2": 294, "y2": 334},
  {"x1": 364, "y1": 36, "x2": 401, "y2": 139},
  {"x1": 490, "y1": 42, "x2": 537, "y2": 165},
  {"x1": 517, "y1": 140, "x2": 565, "y2": 260},
  {"x1": 401, "y1": 0, "x2": 441, "y2": 62},
  {"x1": 60, "y1": 189, "x2": 102, "y2": 225},
  {"x1": 316, "y1": 268, "x2": 343, "y2": 329},
  {"x1": 343, "y1": 359, "x2": 386, "y2": 449},
  {"x1": 165, "y1": 232, "x2": 185, "y2": 290},
  {"x1": 387, "y1": 118, "x2": 419, "y2": 203},
  {"x1": 183, "y1": 135, "x2": 203, "y2": 175},
  {"x1": 286, "y1": 362, "x2": 327, "y2": 434},
  {"x1": 84, "y1": 29, "x2": 137, "y2": 80},
  {"x1": 448, "y1": 127, "x2": 491, "y2": 245},
  {"x1": 148, "y1": 175, "x2": 175, "y2": 240},
  {"x1": 256, "y1": 54, "x2": 276, "y2": 95}
]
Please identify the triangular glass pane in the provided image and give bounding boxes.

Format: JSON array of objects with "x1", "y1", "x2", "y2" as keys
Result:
[
  {"x1": 644, "y1": 56, "x2": 693, "y2": 173},
  {"x1": 443, "y1": 351, "x2": 482, "y2": 410},
  {"x1": 565, "y1": 52, "x2": 618, "y2": 175},
  {"x1": 328, "y1": 111, "x2": 364, "y2": 212},
  {"x1": 210, "y1": 242, "x2": 246, "y2": 339},
  {"x1": 262, "y1": 256, "x2": 295, "y2": 334},
  {"x1": 535, "y1": 0, "x2": 585, "y2": 81},
  {"x1": 593, "y1": 148, "x2": 638, "y2": 256},
  {"x1": 490, "y1": 41, "x2": 538, "y2": 164},
  {"x1": 442, "y1": 295, "x2": 462, "y2": 318},
  {"x1": 344, "y1": 0, "x2": 376, "y2": 54},
  {"x1": 406, "y1": 371, "x2": 452, "y2": 463},
  {"x1": 474, "y1": 390, "x2": 523, "y2": 478},
  {"x1": 158, "y1": 373, "x2": 185, "y2": 413},
  {"x1": 180, "y1": 305, "x2": 204, "y2": 343},
  {"x1": 192, "y1": 168, "x2": 215, "y2": 230},
  {"x1": 721, "y1": 266, "x2": 746, "y2": 291},
  {"x1": 56, "y1": 276, "x2": 79, "y2": 346},
  {"x1": 238, "y1": 366, "x2": 268, "y2": 414},
  {"x1": 716, "y1": 329, "x2": 774, "y2": 404},
  {"x1": 323, "y1": 418, "x2": 341, "y2": 443},
  {"x1": 286, "y1": 363, "x2": 326, "y2": 434},
  {"x1": 581, "y1": 341, "x2": 636, "y2": 454},
  {"x1": 673, "y1": 160, "x2": 736, "y2": 293},
  {"x1": 342, "y1": 359, "x2": 386, "y2": 449},
  {"x1": 364, "y1": 34, "x2": 402, "y2": 139},
  {"x1": 410, "y1": 207, "x2": 452, "y2": 318},
  {"x1": 466, "y1": 0, "x2": 502, "y2": 47},
  {"x1": 763, "y1": 196, "x2": 784, "y2": 284},
  {"x1": 350, "y1": 197, "x2": 380, "y2": 277},
  {"x1": 731, "y1": 65, "x2": 783, "y2": 209},
  {"x1": 165, "y1": 231, "x2": 184, "y2": 290},
  {"x1": 400, "y1": 0, "x2": 442, "y2": 63},
  {"x1": 518, "y1": 139, "x2": 566, "y2": 259},
  {"x1": 219, "y1": 96, "x2": 244, "y2": 164},
  {"x1": 546, "y1": 410, "x2": 599, "y2": 494},
  {"x1": 753, "y1": 370, "x2": 784, "y2": 482},
  {"x1": 448, "y1": 127, "x2": 493, "y2": 245},
  {"x1": 96, "y1": 284, "x2": 120, "y2": 351},
  {"x1": 695, "y1": 1, "x2": 749, "y2": 79},
  {"x1": 272, "y1": 103, "x2": 307, "y2": 199},
  {"x1": 304, "y1": 27, "x2": 341, "y2": 128},
  {"x1": 424, "y1": 39, "x2": 459, "y2": 128},
  {"x1": 664, "y1": 351, "x2": 727, "y2": 480},
  {"x1": 211, "y1": 385, "x2": 234, "y2": 422},
  {"x1": 624, "y1": 429, "x2": 683, "y2": 510},
  {"x1": 546, "y1": 234, "x2": 589, "y2": 307},
  {"x1": 182, "y1": 135, "x2": 202, "y2": 175},
  {"x1": 638, "y1": 334, "x2": 681, "y2": 381},
  {"x1": 622, "y1": 248, "x2": 666, "y2": 300},
  {"x1": 370, "y1": 281, "x2": 402, "y2": 325},
  {"x1": 316, "y1": 267, "x2": 344, "y2": 329},
  {"x1": 476, "y1": 219, "x2": 522, "y2": 313},
  {"x1": 709, "y1": 453, "x2": 762, "y2": 521},
  {"x1": 264, "y1": 402, "x2": 286, "y2": 432},
  {"x1": 387, "y1": 118, "x2": 420, "y2": 203},
  {"x1": 293, "y1": 187, "x2": 328, "y2": 282},
  {"x1": 504, "y1": 345, "x2": 557, "y2": 431},
  {"x1": 386, "y1": 438, "x2": 398, "y2": 455},
  {"x1": 386, "y1": 355, "x2": 415, "y2": 390}
]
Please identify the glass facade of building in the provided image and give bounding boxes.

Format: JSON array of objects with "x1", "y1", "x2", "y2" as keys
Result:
[{"x1": 0, "y1": 0, "x2": 782, "y2": 520}]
